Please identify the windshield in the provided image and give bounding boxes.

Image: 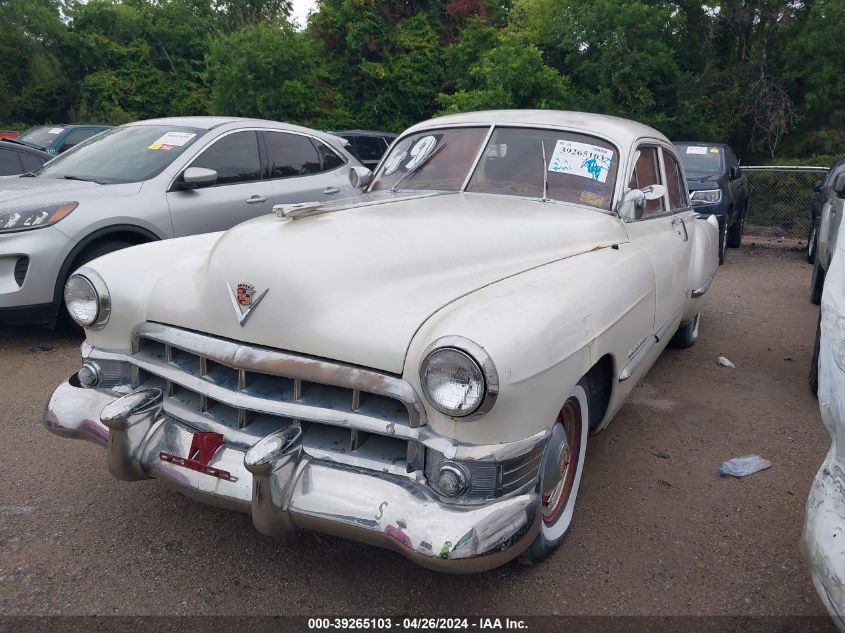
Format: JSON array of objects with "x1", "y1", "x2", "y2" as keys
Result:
[
  {"x1": 33, "y1": 125, "x2": 203, "y2": 184},
  {"x1": 370, "y1": 127, "x2": 489, "y2": 192},
  {"x1": 677, "y1": 144, "x2": 724, "y2": 177},
  {"x1": 370, "y1": 125, "x2": 619, "y2": 211},
  {"x1": 18, "y1": 126, "x2": 63, "y2": 148}
]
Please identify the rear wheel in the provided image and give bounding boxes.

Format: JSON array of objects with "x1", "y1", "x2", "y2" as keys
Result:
[
  {"x1": 807, "y1": 218, "x2": 819, "y2": 264},
  {"x1": 519, "y1": 382, "x2": 589, "y2": 565},
  {"x1": 726, "y1": 209, "x2": 745, "y2": 248},
  {"x1": 810, "y1": 259, "x2": 825, "y2": 305},
  {"x1": 670, "y1": 312, "x2": 700, "y2": 348},
  {"x1": 810, "y1": 314, "x2": 821, "y2": 396}
]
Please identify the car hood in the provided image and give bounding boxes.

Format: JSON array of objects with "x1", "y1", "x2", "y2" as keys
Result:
[
  {"x1": 0, "y1": 175, "x2": 142, "y2": 205},
  {"x1": 145, "y1": 192, "x2": 629, "y2": 373},
  {"x1": 686, "y1": 174, "x2": 725, "y2": 190}
]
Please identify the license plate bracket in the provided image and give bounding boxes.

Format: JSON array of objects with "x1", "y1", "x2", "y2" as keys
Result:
[{"x1": 159, "y1": 431, "x2": 234, "y2": 481}]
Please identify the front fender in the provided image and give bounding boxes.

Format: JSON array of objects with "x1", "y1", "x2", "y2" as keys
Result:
[
  {"x1": 403, "y1": 244, "x2": 656, "y2": 445},
  {"x1": 76, "y1": 232, "x2": 223, "y2": 352}
]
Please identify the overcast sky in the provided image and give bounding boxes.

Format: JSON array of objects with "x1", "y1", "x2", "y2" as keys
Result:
[{"x1": 290, "y1": 0, "x2": 318, "y2": 27}]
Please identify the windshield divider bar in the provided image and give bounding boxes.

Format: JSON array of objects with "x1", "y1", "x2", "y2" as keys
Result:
[{"x1": 460, "y1": 124, "x2": 496, "y2": 193}]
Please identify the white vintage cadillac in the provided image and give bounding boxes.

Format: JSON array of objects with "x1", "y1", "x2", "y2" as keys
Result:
[{"x1": 45, "y1": 111, "x2": 719, "y2": 572}]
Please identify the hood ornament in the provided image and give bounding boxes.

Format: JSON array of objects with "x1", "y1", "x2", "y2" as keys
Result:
[{"x1": 226, "y1": 282, "x2": 268, "y2": 327}]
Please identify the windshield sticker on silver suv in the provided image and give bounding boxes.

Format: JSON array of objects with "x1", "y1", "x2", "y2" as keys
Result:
[
  {"x1": 547, "y1": 140, "x2": 613, "y2": 183},
  {"x1": 686, "y1": 146, "x2": 708, "y2": 155},
  {"x1": 148, "y1": 131, "x2": 196, "y2": 150}
]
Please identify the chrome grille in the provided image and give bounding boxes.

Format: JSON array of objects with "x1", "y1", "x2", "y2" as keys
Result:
[{"x1": 126, "y1": 323, "x2": 426, "y2": 474}]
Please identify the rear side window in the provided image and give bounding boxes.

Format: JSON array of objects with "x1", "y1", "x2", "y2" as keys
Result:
[
  {"x1": 191, "y1": 131, "x2": 261, "y2": 185},
  {"x1": 0, "y1": 149, "x2": 22, "y2": 175},
  {"x1": 62, "y1": 128, "x2": 100, "y2": 149},
  {"x1": 314, "y1": 140, "x2": 345, "y2": 171},
  {"x1": 20, "y1": 152, "x2": 45, "y2": 172},
  {"x1": 628, "y1": 147, "x2": 665, "y2": 215},
  {"x1": 265, "y1": 132, "x2": 322, "y2": 178},
  {"x1": 355, "y1": 136, "x2": 386, "y2": 162},
  {"x1": 663, "y1": 151, "x2": 689, "y2": 210}
]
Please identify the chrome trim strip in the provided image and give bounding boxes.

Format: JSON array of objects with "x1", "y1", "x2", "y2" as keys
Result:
[
  {"x1": 655, "y1": 304, "x2": 684, "y2": 342},
  {"x1": 131, "y1": 323, "x2": 427, "y2": 427},
  {"x1": 460, "y1": 124, "x2": 496, "y2": 192},
  {"x1": 618, "y1": 335, "x2": 657, "y2": 382}
]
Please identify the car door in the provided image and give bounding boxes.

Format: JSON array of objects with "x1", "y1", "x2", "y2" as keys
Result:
[
  {"x1": 623, "y1": 144, "x2": 692, "y2": 338},
  {"x1": 167, "y1": 130, "x2": 273, "y2": 237},
  {"x1": 262, "y1": 130, "x2": 350, "y2": 204}
]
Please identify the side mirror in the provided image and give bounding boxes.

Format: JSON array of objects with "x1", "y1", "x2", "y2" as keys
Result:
[
  {"x1": 349, "y1": 165, "x2": 373, "y2": 189},
  {"x1": 617, "y1": 188, "x2": 646, "y2": 221},
  {"x1": 641, "y1": 184, "x2": 667, "y2": 201},
  {"x1": 813, "y1": 180, "x2": 823, "y2": 193},
  {"x1": 181, "y1": 167, "x2": 218, "y2": 189},
  {"x1": 730, "y1": 166, "x2": 742, "y2": 179},
  {"x1": 834, "y1": 173, "x2": 845, "y2": 198}
]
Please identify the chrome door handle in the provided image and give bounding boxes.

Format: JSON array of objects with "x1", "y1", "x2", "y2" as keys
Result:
[
  {"x1": 323, "y1": 187, "x2": 341, "y2": 195},
  {"x1": 245, "y1": 195, "x2": 267, "y2": 204}
]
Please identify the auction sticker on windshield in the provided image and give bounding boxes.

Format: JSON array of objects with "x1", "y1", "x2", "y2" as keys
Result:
[
  {"x1": 148, "y1": 131, "x2": 196, "y2": 150},
  {"x1": 548, "y1": 140, "x2": 614, "y2": 183},
  {"x1": 685, "y1": 146, "x2": 708, "y2": 155}
]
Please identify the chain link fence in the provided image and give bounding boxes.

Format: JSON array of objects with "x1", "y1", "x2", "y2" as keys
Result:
[{"x1": 744, "y1": 166, "x2": 829, "y2": 239}]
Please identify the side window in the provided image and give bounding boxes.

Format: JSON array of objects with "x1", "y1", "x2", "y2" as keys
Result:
[
  {"x1": 20, "y1": 152, "x2": 45, "y2": 172},
  {"x1": 356, "y1": 136, "x2": 386, "y2": 163},
  {"x1": 663, "y1": 151, "x2": 689, "y2": 210},
  {"x1": 628, "y1": 147, "x2": 665, "y2": 216},
  {"x1": 191, "y1": 131, "x2": 260, "y2": 185},
  {"x1": 62, "y1": 128, "x2": 99, "y2": 150},
  {"x1": 264, "y1": 132, "x2": 321, "y2": 178},
  {"x1": 0, "y1": 149, "x2": 22, "y2": 175},
  {"x1": 314, "y1": 140, "x2": 345, "y2": 171}
]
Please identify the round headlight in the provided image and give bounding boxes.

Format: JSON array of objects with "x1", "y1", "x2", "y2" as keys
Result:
[
  {"x1": 64, "y1": 270, "x2": 110, "y2": 329},
  {"x1": 420, "y1": 347, "x2": 486, "y2": 417}
]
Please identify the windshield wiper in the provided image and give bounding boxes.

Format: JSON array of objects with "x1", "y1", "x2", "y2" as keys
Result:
[
  {"x1": 391, "y1": 143, "x2": 447, "y2": 192},
  {"x1": 59, "y1": 175, "x2": 103, "y2": 184}
]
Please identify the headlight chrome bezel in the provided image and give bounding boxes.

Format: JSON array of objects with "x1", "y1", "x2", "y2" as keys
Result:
[
  {"x1": 64, "y1": 267, "x2": 111, "y2": 330},
  {"x1": 419, "y1": 336, "x2": 499, "y2": 420},
  {"x1": 690, "y1": 189, "x2": 722, "y2": 205}
]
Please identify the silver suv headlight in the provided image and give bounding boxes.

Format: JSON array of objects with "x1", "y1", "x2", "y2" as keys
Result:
[
  {"x1": 419, "y1": 337, "x2": 498, "y2": 418},
  {"x1": 0, "y1": 201, "x2": 77, "y2": 233},
  {"x1": 690, "y1": 189, "x2": 721, "y2": 204},
  {"x1": 64, "y1": 268, "x2": 110, "y2": 329}
]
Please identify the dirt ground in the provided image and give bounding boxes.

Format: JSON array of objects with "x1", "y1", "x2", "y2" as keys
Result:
[{"x1": 0, "y1": 242, "x2": 834, "y2": 620}]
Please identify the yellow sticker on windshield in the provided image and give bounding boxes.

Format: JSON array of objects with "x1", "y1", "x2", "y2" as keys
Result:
[
  {"x1": 709, "y1": 148, "x2": 720, "y2": 153},
  {"x1": 147, "y1": 143, "x2": 162, "y2": 150},
  {"x1": 580, "y1": 191, "x2": 604, "y2": 206}
]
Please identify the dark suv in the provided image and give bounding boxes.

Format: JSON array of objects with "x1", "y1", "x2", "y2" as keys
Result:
[
  {"x1": 330, "y1": 130, "x2": 397, "y2": 170},
  {"x1": 16, "y1": 124, "x2": 111, "y2": 155},
  {"x1": 675, "y1": 142, "x2": 749, "y2": 264}
]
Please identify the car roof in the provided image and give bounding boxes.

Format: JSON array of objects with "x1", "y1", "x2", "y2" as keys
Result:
[
  {"x1": 674, "y1": 141, "x2": 733, "y2": 150},
  {"x1": 330, "y1": 129, "x2": 398, "y2": 137},
  {"x1": 403, "y1": 110, "x2": 670, "y2": 148},
  {"x1": 127, "y1": 117, "x2": 347, "y2": 146}
]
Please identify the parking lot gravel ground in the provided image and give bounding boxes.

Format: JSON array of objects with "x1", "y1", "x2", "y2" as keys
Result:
[{"x1": 0, "y1": 242, "x2": 835, "y2": 621}]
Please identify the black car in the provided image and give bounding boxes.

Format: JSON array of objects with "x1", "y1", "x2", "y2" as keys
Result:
[
  {"x1": 675, "y1": 142, "x2": 749, "y2": 264},
  {"x1": 0, "y1": 140, "x2": 52, "y2": 176},
  {"x1": 329, "y1": 129, "x2": 397, "y2": 170},
  {"x1": 808, "y1": 158, "x2": 845, "y2": 264}
]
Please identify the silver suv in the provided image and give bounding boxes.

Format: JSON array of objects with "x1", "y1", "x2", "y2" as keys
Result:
[{"x1": 0, "y1": 117, "x2": 364, "y2": 326}]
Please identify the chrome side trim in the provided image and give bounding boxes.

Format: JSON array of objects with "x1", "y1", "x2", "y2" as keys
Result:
[
  {"x1": 131, "y1": 322, "x2": 427, "y2": 427},
  {"x1": 655, "y1": 304, "x2": 684, "y2": 342},
  {"x1": 618, "y1": 335, "x2": 657, "y2": 382},
  {"x1": 692, "y1": 266, "x2": 717, "y2": 298}
]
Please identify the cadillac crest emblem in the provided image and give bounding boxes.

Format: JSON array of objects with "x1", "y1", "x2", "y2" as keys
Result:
[{"x1": 226, "y1": 281, "x2": 268, "y2": 327}]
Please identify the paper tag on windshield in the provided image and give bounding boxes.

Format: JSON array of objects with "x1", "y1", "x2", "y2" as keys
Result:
[
  {"x1": 548, "y1": 140, "x2": 613, "y2": 183},
  {"x1": 686, "y1": 146, "x2": 708, "y2": 155},
  {"x1": 48, "y1": 128, "x2": 63, "y2": 135},
  {"x1": 148, "y1": 131, "x2": 196, "y2": 150}
]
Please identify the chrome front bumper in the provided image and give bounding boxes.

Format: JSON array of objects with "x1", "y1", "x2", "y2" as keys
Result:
[
  {"x1": 803, "y1": 447, "x2": 845, "y2": 631},
  {"x1": 45, "y1": 378, "x2": 542, "y2": 573}
]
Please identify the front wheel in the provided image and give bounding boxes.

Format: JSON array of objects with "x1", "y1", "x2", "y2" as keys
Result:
[
  {"x1": 810, "y1": 259, "x2": 825, "y2": 305},
  {"x1": 807, "y1": 219, "x2": 819, "y2": 264},
  {"x1": 519, "y1": 382, "x2": 589, "y2": 565},
  {"x1": 726, "y1": 210, "x2": 745, "y2": 248}
]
